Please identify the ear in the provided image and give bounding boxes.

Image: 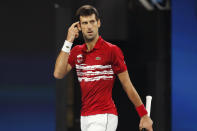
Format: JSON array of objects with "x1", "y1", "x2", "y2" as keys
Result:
[
  {"x1": 77, "y1": 22, "x2": 81, "y2": 31},
  {"x1": 98, "y1": 19, "x2": 101, "y2": 28}
]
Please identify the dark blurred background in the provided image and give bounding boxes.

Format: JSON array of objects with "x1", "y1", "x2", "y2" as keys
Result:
[
  {"x1": 0, "y1": 1, "x2": 56, "y2": 131},
  {"x1": 0, "y1": 0, "x2": 197, "y2": 131}
]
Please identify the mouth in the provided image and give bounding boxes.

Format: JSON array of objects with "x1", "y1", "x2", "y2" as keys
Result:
[{"x1": 87, "y1": 31, "x2": 93, "y2": 34}]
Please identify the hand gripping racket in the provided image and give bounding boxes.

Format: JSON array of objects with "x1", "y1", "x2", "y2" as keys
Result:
[{"x1": 141, "y1": 96, "x2": 152, "y2": 131}]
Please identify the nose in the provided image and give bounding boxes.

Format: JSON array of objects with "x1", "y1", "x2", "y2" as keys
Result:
[{"x1": 87, "y1": 22, "x2": 93, "y2": 29}]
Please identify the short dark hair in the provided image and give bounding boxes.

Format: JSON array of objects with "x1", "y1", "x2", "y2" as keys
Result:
[{"x1": 76, "y1": 5, "x2": 99, "y2": 21}]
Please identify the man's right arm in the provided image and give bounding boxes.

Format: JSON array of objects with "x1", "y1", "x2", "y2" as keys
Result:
[{"x1": 53, "y1": 22, "x2": 79, "y2": 79}]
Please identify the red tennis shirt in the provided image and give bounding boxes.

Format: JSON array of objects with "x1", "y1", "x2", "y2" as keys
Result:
[{"x1": 68, "y1": 36, "x2": 127, "y2": 116}]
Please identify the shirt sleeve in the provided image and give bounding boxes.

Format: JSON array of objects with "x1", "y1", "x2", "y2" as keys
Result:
[
  {"x1": 68, "y1": 46, "x2": 77, "y2": 68},
  {"x1": 111, "y1": 45, "x2": 127, "y2": 74}
]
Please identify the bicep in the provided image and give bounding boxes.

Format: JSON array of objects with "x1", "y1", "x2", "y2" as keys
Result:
[{"x1": 66, "y1": 63, "x2": 73, "y2": 74}]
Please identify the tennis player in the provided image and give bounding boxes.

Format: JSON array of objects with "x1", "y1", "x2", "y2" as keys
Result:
[{"x1": 54, "y1": 5, "x2": 153, "y2": 131}]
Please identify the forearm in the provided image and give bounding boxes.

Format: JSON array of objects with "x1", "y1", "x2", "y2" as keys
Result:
[
  {"x1": 122, "y1": 79, "x2": 143, "y2": 107},
  {"x1": 117, "y1": 70, "x2": 152, "y2": 129},
  {"x1": 118, "y1": 71, "x2": 143, "y2": 107},
  {"x1": 54, "y1": 51, "x2": 70, "y2": 79}
]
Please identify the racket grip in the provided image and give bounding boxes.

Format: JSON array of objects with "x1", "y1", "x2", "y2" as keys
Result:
[{"x1": 141, "y1": 128, "x2": 146, "y2": 131}]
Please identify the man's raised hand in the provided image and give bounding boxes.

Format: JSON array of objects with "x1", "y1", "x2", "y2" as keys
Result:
[{"x1": 66, "y1": 22, "x2": 80, "y2": 43}]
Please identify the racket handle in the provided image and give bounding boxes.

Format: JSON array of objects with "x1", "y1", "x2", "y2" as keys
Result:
[{"x1": 141, "y1": 96, "x2": 152, "y2": 131}]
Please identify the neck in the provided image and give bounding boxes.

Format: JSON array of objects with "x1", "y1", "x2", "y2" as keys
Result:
[{"x1": 85, "y1": 34, "x2": 99, "y2": 52}]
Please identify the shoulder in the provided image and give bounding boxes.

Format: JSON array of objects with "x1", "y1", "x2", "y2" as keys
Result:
[
  {"x1": 103, "y1": 41, "x2": 123, "y2": 55},
  {"x1": 70, "y1": 44, "x2": 84, "y2": 54},
  {"x1": 102, "y1": 40, "x2": 121, "y2": 51},
  {"x1": 71, "y1": 44, "x2": 83, "y2": 51},
  {"x1": 69, "y1": 44, "x2": 84, "y2": 58}
]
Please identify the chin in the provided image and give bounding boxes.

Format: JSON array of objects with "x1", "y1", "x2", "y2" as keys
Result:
[{"x1": 85, "y1": 35, "x2": 95, "y2": 42}]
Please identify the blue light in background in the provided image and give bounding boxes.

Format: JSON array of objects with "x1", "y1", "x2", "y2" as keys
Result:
[
  {"x1": 0, "y1": 86, "x2": 55, "y2": 131},
  {"x1": 0, "y1": 55, "x2": 56, "y2": 131},
  {"x1": 172, "y1": 0, "x2": 197, "y2": 130}
]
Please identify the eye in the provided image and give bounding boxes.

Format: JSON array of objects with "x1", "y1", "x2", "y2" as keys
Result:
[
  {"x1": 90, "y1": 20, "x2": 95, "y2": 24},
  {"x1": 82, "y1": 22, "x2": 88, "y2": 25}
]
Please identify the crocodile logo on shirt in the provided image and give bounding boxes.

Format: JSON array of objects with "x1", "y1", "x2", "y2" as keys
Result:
[{"x1": 95, "y1": 56, "x2": 101, "y2": 60}]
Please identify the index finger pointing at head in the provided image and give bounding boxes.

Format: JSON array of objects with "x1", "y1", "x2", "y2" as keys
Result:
[{"x1": 71, "y1": 21, "x2": 79, "y2": 28}]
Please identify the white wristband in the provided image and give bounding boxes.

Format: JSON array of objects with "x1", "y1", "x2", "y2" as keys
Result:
[{"x1": 62, "y1": 40, "x2": 73, "y2": 53}]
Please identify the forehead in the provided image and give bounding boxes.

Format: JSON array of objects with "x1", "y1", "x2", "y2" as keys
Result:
[{"x1": 80, "y1": 14, "x2": 97, "y2": 22}]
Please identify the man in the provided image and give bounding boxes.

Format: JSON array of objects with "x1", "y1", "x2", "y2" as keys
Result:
[{"x1": 54, "y1": 5, "x2": 153, "y2": 131}]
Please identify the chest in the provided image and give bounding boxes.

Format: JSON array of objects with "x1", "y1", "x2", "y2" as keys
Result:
[
  {"x1": 75, "y1": 50, "x2": 111, "y2": 66},
  {"x1": 75, "y1": 49, "x2": 114, "y2": 82}
]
